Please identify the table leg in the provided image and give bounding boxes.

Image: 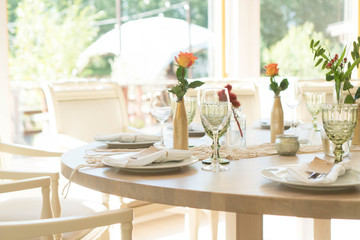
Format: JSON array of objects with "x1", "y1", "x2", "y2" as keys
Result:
[
  {"x1": 314, "y1": 218, "x2": 331, "y2": 240},
  {"x1": 225, "y1": 212, "x2": 263, "y2": 240}
]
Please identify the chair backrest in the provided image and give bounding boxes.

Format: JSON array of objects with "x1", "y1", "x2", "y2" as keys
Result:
[
  {"x1": 297, "y1": 79, "x2": 360, "y2": 123},
  {"x1": 199, "y1": 78, "x2": 261, "y2": 126},
  {"x1": 42, "y1": 80, "x2": 129, "y2": 143}
]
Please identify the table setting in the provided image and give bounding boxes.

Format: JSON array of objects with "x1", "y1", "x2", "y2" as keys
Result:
[
  {"x1": 58, "y1": 41, "x2": 360, "y2": 240},
  {"x1": 257, "y1": 37, "x2": 360, "y2": 191},
  {"x1": 64, "y1": 46, "x2": 360, "y2": 196}
]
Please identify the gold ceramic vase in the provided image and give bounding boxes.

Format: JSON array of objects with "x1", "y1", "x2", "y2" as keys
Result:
[
  {"x1": 352, "y1": 103, "x2": 360, "y2": 145},
  {"x1": 173, "y1": 98, "x2": 188, "y2": 150},
  {"x1": 270, "y1": 96, "x2": 284, "y2": 143}
]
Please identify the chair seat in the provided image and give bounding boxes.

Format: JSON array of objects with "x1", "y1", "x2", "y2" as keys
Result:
[{"x1": 0, "y1": 197, "x2": 108, "y2": 240}]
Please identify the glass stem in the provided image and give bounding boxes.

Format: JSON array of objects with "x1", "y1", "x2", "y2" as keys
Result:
[
  {"x1": 160, "y1": 121, "x2": 165, "y2": 147},
  {"x1": 312, "y1": 116, "x2": 318, "y2": 130},
  {"x1": 212, "y1": 130, "x2": 219, "y2": 164},
  {"x1": 334, "y1": 144, "x2": 344, "y2": 163}
]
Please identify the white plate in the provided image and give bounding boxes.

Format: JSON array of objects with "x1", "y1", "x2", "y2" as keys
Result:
[
  {"x1": 105, "y1": 141, "x2": 156, "y2": 149},
  {"x1": 261, "y1": 165, "x2": 360, "y2": 190},
  {"x1": 259, "y1": 119, "x2": 298, "y2": 130},
  {"x1": 189, "y1": 130, "x2": 205, "y2": 137},
  {"x1": 103, "y1": 156, "x2": 199, "y2": 173}
]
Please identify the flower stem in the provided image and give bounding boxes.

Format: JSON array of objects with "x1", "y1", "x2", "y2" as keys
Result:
[{"x1": 232, "y1": 107, "x2": 243, "y2": 137}]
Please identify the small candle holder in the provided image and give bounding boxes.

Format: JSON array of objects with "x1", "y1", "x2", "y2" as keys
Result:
[{"x1": 275, "y1": 135, "x2": 300, "y2": 156}]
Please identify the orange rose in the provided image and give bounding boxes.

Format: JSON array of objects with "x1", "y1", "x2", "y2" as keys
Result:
[
  {"x1": 265, "y1": 63, "x2": 279, "y2": 77},
  {"x1": 175, "y1": 52, "x2": 197, "y2": 68}
]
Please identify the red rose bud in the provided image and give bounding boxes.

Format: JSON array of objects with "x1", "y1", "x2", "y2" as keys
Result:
[
  {"x1": 232, "y1": 99, "x2": 241, "y2": 108},
  {"x1": 334, "y1": 54, "x2": 338, "y2": 60},
  {"x1": 225, "y1": 84, "x2": 232, "y2": 92},
  {"x1": 217, "y1": 89, "x2": 227, "y2": 101},
  {"x1": 344, "y1": 58, "x2": 347, "y2": 63},
  {"x1": 331, "y1": 59, "x2": 335, "y2": 63},
  {"x1": 229, "y1": 92, "x2": 237, "y2": 101}
]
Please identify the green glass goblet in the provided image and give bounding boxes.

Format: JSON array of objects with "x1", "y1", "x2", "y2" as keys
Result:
[{"x1": 322, "y1": 104, "x2": 358, "y2": 163}]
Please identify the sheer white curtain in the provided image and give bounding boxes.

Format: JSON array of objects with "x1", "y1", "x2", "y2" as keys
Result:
[{"x1": 208, "y1": 0, "x2": 260, "y2": 79}]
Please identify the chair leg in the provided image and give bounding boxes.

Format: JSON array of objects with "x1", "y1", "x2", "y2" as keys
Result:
[
  {"x1": 185, "y1": 208, "x2": 200, "y2": 240},
  {"x1": 121, "y1": 222, "x2": 133, "y2": 240},
  {"x1": 102, "y1": 193, "x2": 110, "y2": 209}
]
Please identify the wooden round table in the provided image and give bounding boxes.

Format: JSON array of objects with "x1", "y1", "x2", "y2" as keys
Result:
[{"x1": 61, "y1": 135, "x2": 360, "y2": 240}]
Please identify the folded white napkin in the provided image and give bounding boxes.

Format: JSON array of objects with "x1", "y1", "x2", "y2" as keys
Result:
[
  {"x1": 103, "y1": 146, "x2": 192, "y2": 167},
  {"x1": 286, "y1": 160, "x2": 351, "y2": 184},
  {"x1": 94, "y1": 133, "x2": 160, "y2": 142}
]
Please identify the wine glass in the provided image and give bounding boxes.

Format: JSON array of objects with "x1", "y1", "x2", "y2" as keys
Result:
[
  {"x1": 322, "y1": 104, "x2": 358, "y2": 163},
  {"x1": 200, "y1": 88, "x2": 232, "y2": 172},
  {"x1": 305, "y1": 92, "x2": 326, "y2": 131},
  {"x1": 150, "y1": 89, "x2": 171, "y2": 147},
  {"x1": 283, "y1": 80, "x2": 302, "y2": 133},
  {"x1": 184, "y1": 96, "x2": 197, "y2": 125},
  {"x1": 170, "y1": 95, "x2": 197, "y2": 125}
]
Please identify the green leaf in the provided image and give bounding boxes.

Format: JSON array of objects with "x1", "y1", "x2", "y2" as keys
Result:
[
  {"x1": 314, "y1": 40, "x2": 320, "y2": 48},
  {"x1": 188, "y1": 81, "x2": 204, "y2": 89},
  {"x1": 322, "y1": 60, "x2": 328, "y2": 70},
  {"x1": 344, "y1": 94, "x2": 355, "y2": 104},
  {"x1": 325, "y1": 74, "x2": 334, "y2": 81},
  {"x1": 269, "y1": 82, "x2": 278, "y2": 95},
  {"x1": 315, "y1": 58, "x2": 323, "y2": 67},
  {"x1": 344, "y1": 57, "x2": 360, "y2": 79},
  {"x1": 310, "y1": 39, "x2": 314, "y2": 48},
  {"x1": 355, "y1": 87, "x2": 360, "y2": 101},
  {"x1": 176, "y1": 67, "x2": 185, "y2": 81},
  {"x1": 343, "y1": 80, "x2": 354, "y2": 91},
  {"x1": 279, "y1": 78, "x2": 289, "y2": 91},
  {"x1": 318, "y1": 48, "x2": 325, "y2": 56},
  {"x1": 351, "y1": 52, "x2": 356, "y2": 61}
]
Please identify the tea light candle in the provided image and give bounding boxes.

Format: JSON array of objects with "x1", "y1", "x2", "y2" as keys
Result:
[{"x1": 275, "y1": 135, "x2": 300, "y2": 156}]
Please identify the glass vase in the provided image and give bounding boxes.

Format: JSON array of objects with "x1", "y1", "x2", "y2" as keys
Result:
[
  {"x1": 333, "y1": 81, "x2": 343, "y2": 104},
  {"x1": 225, "y1": 107, "x2": 246, "y2": 148}
]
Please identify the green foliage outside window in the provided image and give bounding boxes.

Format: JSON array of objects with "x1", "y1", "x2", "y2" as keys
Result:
[
  {"x1": 260, "y1": 0, "x2": 345, "y2": 77},
  {"x1": 9, "y1": 0, "x2": 100, "y2": 82}
]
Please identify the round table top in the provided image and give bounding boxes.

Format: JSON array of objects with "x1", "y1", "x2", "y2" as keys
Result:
[{"x1": 61, "y1": 131, "x2": 360, "y2": 220}]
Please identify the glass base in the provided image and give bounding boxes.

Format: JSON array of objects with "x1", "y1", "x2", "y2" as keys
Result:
[
  {"x1": 202, "y1": 157, "x2": 230, "y2": 165},
  {"x1": 201, "y1": 163, "x2": 229, "y2": 172}
]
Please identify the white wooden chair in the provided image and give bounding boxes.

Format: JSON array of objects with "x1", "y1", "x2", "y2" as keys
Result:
[
  {"x1": 42, "y1": 80, "x2": 129, "y2": 149},
  {"x1": 200, "y1": 78, "x2": 261, "y2": 126},
  {"x1": 0, "y1": 141, "x2": 133, "y2": 240},
  {"x1": 41, "y1": 80, "x2": 159, "y2": 208}
]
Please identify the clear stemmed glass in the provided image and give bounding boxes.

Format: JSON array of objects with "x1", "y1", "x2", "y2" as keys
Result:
[
  {"x1": 305, "y1": 92, "x2": 326, "y2": 131},
  {"x1": 322, "y1": 104, "x2": 358, "y2": 163},
  {"x1": 150, "y1": 89, "x2": 172, "y2": 148},
  {"x1": 171, "y1": 95, "x2": 197, "y2": 126},
  {"x1": 200, "y1": 88, "x2": 232, "y2": 172},
  {"x1": 283, "y1": 80, "x2": 302, "y2": 132}
]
